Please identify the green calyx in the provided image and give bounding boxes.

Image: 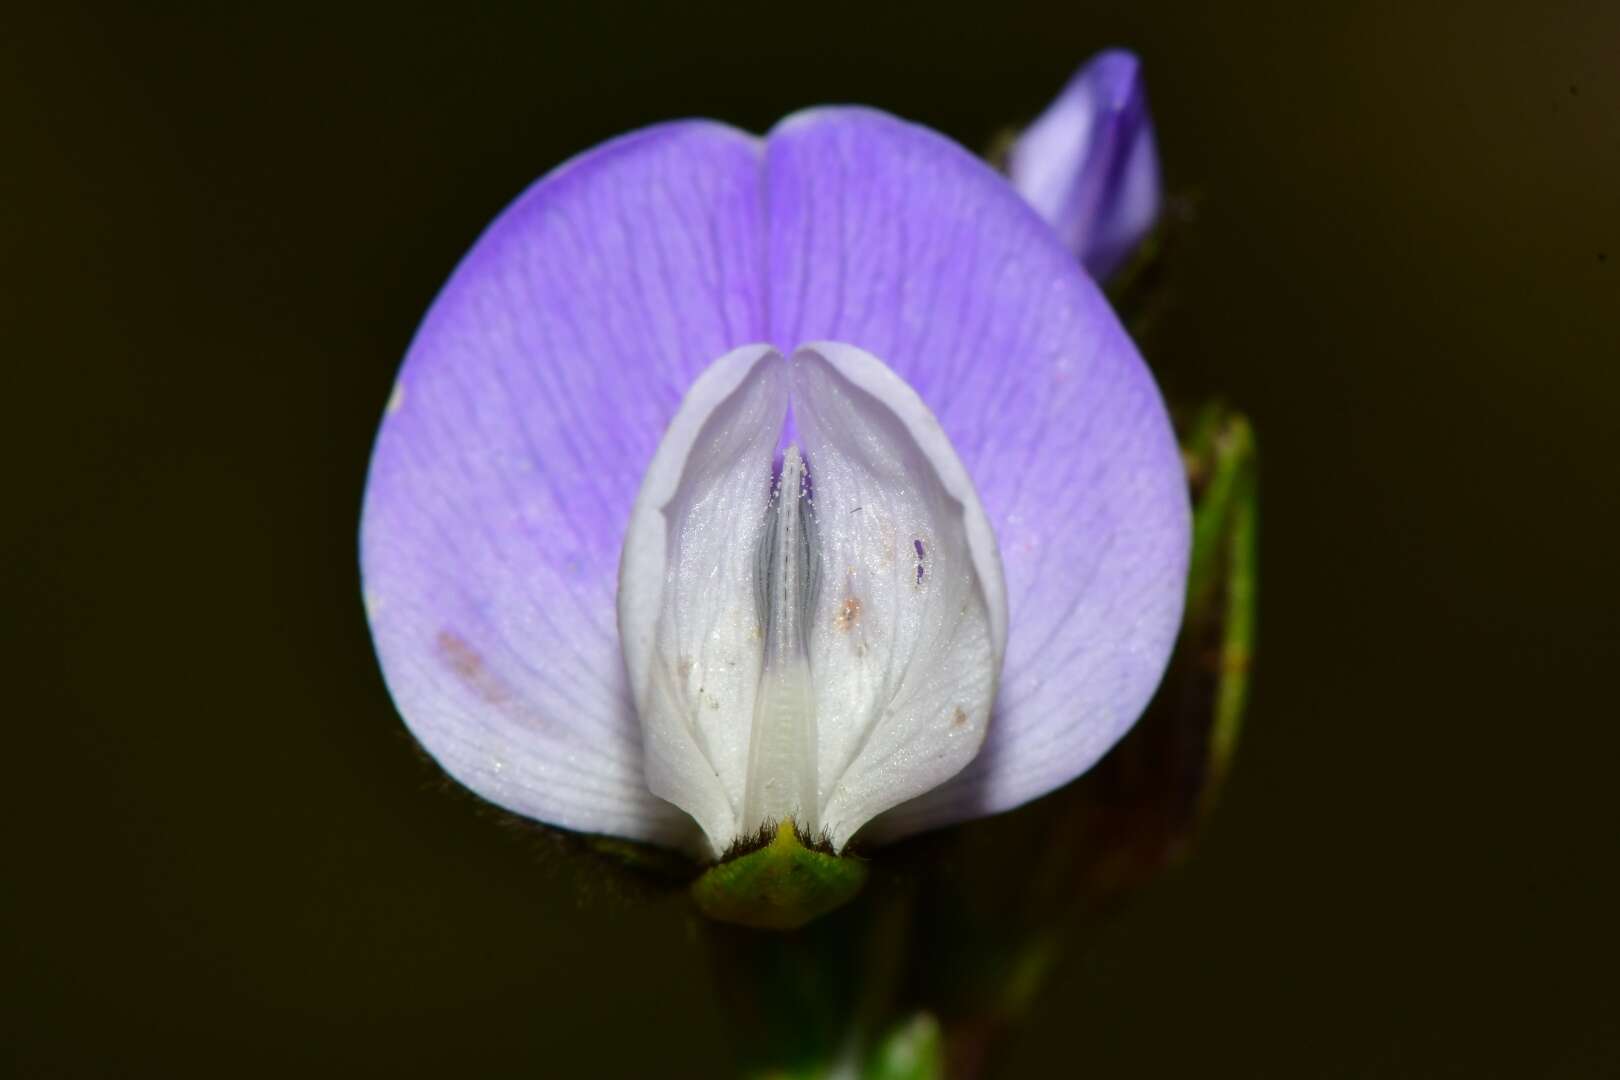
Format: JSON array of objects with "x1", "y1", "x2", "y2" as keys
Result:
[{"x1": 692, "y1": 820, "x2": 868, "y2": 931}]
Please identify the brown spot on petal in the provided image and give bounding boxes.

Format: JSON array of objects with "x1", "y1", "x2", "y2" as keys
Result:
[
  {"x1": 835, "y1": 595, "x2": 863, "y2": 632},
  {"x1": 951, "y1": 707, "x2": 969, "y2": 729},
  {"x1": 436, "y1": 629, "x2": 512, "y2": 706}
]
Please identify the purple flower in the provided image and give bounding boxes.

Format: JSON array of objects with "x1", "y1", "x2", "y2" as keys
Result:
[
  {"x1": 360, "y1": 108, "x2": 1188, "y2": 861},
  {"x1": 1007, "y1": 50, "x2": 1162, "y2": 279}
]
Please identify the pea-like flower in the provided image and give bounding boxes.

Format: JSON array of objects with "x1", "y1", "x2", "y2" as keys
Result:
[{"x1": 359, "y1": 107, "x2": 1188, "y2": 898}]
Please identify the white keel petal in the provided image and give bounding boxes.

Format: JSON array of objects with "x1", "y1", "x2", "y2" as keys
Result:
[
  {"x1": 618, "y1": 344, "x2": 789, "y2": 856},
  {"x1": 790, "y1": 343, "x2": 1007, "y2": 850},
  {"x1": 620, "y1": 342, "x2": 1007, "y2": 857}
]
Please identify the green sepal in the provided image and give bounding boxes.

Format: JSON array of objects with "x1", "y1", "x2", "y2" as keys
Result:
[{"x1": 693, "y1": 820, "x2": 869, "y2": 930}]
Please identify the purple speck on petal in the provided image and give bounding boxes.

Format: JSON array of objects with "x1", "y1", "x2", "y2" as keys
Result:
[{"x1": 1007, "y1": 49, "x2": 1162, "y2": 280}]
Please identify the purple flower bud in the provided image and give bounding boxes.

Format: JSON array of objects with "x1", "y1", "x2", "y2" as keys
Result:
[{"x1": 1008, "y1": 50, "x2": 1163, "y2": 279}]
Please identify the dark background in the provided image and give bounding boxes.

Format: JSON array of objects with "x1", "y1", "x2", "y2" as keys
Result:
[{"x1": 8, "y1": 3, "x2": 1617, "y2": 1076}]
